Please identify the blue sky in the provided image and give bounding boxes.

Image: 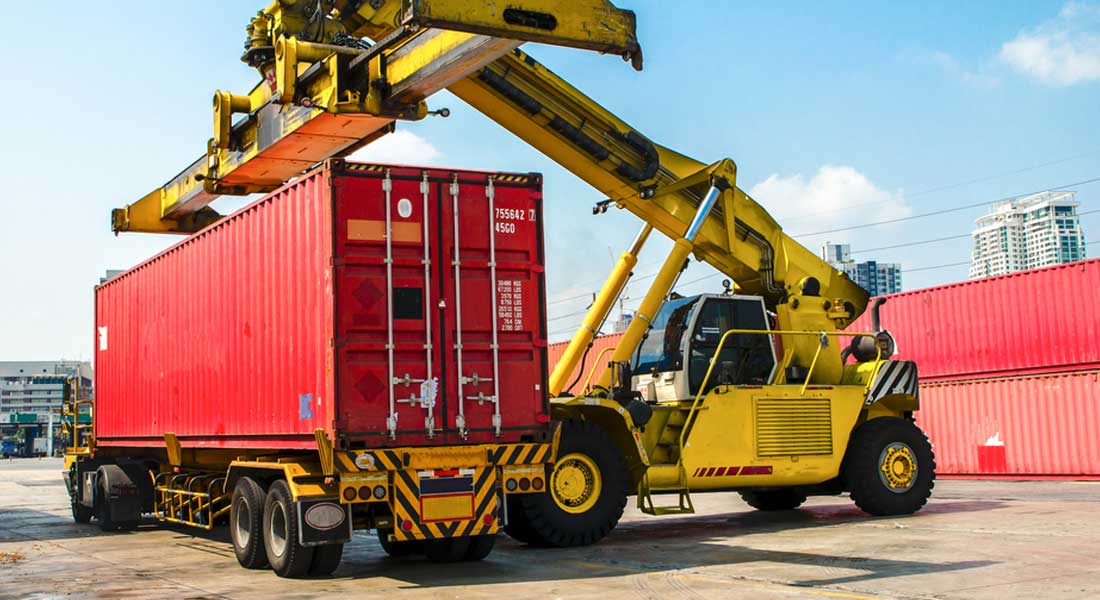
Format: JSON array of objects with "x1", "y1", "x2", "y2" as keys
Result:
[{"x1": 1, "y1": 1, "x2": 1098, "y2": 358}]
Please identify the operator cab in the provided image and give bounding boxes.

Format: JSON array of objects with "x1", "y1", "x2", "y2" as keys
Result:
[{"x1": 631, "y1": 294, "x2": 778, "y2": 403}]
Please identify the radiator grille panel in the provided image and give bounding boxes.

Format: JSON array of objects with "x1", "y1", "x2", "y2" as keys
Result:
[{"x1": 755, "y1": 398, "x2": 833, "y2": 457}]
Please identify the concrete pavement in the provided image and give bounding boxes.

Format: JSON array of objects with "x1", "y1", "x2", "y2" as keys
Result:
[{"x1": 2, "y1": 458, "x2": 1098, "y2": 599}]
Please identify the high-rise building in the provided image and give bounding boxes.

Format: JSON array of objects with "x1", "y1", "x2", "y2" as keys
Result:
[
  {"x1": 821, "y1": 242, "x2": 903, "y2": 295},
  {"x1": 969, "y1": 191, "x2": 1086, "y2": 279}
]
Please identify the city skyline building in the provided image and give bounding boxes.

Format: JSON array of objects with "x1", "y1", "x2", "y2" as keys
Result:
[
  {"x1": 822, "y1": 242, "x2": 903, "y2": 295},
  {"x1": 969, "y1": 191, "x2": 1086, "y2": 279}
]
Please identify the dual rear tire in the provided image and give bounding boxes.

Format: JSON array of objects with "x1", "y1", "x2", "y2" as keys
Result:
[
  {"x1": 378, "y1": 530, "x2": 496, "y2": 562},
  {"x1": 230, "y1": 477, "x2": 344, "y2": 578}
]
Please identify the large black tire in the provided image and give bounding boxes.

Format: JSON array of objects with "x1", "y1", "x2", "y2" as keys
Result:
[
  {"x1": 739, "y1": 489, "x2": 807, "y2": 511},
  {"x1": 377, "y1": 530, "x2": 423, "y2": 557},
  {"x1": 263, "y1": 480, "x2": 315, "y2": 578},
  {"x1": 308, "y1": 543, "x2": 344, "y2": 576},
  {"x1": 502, "y1": 496, "x2": 540, "y2": 544},
  {"x1": 72, "y1": 500, "x2": 94, "y2": 524},
  {"x1": 95, "y1": 478, "x2": 119, "y2": 532},
  {"x1": 423, "y1": 537, "x2": 471, "y2": 563},
  {"x1": 510, "y1": 419, "x2": 628, "y2": 547},
  {"x1": 463, "y1": 535, "x2": 495, "y2": 561},
  {"x1": 843, "y1": 417, "x2": 936, "y2": 516},
  {"x1": 230, "y1": 477, "x2": 269, "y2": 569}
]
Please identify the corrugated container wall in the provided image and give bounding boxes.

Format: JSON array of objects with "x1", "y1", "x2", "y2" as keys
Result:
[
  {"x1": 850, "y1": 259, "x2": 1100, "y2": 380},
  {"x1": 918, "y1": 371, "x2": 1100, "y2": 476},
  {"x1": 547, "y1": 332, "x2": 624, "y2": 395},
  {"x1": 96, "y1": 161, "x2": 548, "y2": 451}
]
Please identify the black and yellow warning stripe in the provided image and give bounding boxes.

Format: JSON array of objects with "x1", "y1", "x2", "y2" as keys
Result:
[
  {"x1": 341, "y1": 163, "x2": 387, "y2": 173},
  {"x1": 339, "y1": 443, "x2": 552, "y2": 473},
  {"x1": 391, "y1": 466, "x2": 499, "y2": 541},
  {"x1": 335, "y1": 448, "x2": 405, "y2": 473},
  {"x1": 491, "y1": 174, "x2": 530, "y2": 184},
  {"x1": 338, "y1": 162, "x2": 530, "y2": 185},
  {"x1": 488, "y1": 443, "x2": 553, "y2": 466}
]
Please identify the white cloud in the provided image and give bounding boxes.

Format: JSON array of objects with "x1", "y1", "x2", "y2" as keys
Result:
[
  {"x1": 346, "y1": 129, "x2": 442, "y2": 164},
  {"x1": 999, "y1": 1, "x2": 1100, "y2": 85},
  {"x1": 749, "y1": 165, "x2": 911, "y2": 235},
  {"x1": 927, "y1": 51, "x2": 1001, "y2": 88}
]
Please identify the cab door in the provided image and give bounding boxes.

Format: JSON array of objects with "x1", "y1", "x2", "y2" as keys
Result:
[{"x1": 683, "y1": 296, "x2": 777, "y2": 395}]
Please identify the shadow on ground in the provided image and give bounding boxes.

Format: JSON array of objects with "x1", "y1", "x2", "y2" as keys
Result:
[
  {"x1": 1, "y1": 479, "x2": 1004, "y2": 590},
  {"x1": 325, "y1": 499, "x2": 1004, "y2": 588}
]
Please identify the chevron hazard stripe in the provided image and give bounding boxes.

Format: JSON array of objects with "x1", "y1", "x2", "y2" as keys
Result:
[{"x1": 867, "y1": 360, "x2": 919, "y2": 405}]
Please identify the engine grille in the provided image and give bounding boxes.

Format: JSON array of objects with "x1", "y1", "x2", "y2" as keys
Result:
[{"x1": 755, "y1": 398, "x2": 833, "y2": 457}]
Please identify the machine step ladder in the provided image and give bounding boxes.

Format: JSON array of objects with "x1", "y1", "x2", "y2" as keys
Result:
[{"x1": 637, "y1": 462, "x2": 695, "y2": 516}]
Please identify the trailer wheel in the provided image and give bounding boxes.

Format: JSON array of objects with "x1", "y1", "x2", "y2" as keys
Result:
[
  {"x1": 95, "y1": 478, "x2": 119, "y2": 532},
  {"x1": 263, "y1": 480, "x2": 315, "y2": 578},
  {"x1": 843, "y1": 417, "x2": 936, "y2": 516},
  {"x1": 463, "y1": 534, "x2": 495, "y2": 561},
  {"x1": 230, "y1": 477, "x2": 269, "y2": 569},
  {"x1": 308, "y1": 543, "x2": 344, "y2": 576},
  {"x1": 512, "y1": 419, "x2": 628, "y2": 547},
  {"x1": 72, "y1": 499, "x2": 94, "y2": 524},
  {"x1": 423, "y1": 537, "x2": 471, "y2": 563},
  {"x1": 503, "y1": 496, "x2": 540, "y2": 544},
  {"x1": 739, "y1": 489, "x2": 807, "y2": 511},
  {"x1": 377, "y1": 530, "x2": 423, "y2": 557}
]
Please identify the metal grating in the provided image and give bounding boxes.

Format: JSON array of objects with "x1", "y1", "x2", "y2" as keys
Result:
[{"x1": 755, "y1": 398, "x2": 833, "y2": 457}]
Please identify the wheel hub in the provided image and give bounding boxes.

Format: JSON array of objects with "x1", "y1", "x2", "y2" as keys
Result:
[
  {"x1": 235, "y1": 499, "x2": 252, "y2": 546},
  {"x1": 551, "y1": 452, "x2": 602, "y2": 514},
  {"x1": 879, "y1": 442, "x2": 918, "y2": 493},
  {"x1": 270, "y1": 501, "x2": 288, "y2": 556}
]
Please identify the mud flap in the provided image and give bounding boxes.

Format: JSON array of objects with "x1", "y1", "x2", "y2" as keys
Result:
[{"x1": 297, "y1": 498, "x2": 352, "y2": 547}]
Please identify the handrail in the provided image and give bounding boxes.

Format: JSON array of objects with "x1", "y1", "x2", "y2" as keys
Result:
[
  {"x1": 581, "y1": 347, "x2": 618, "y2": 394},
  {"x1": 677, "y1": 327, "x2": 883, "y2": 454}
]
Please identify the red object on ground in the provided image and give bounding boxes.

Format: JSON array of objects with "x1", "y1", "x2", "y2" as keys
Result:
[
  {"x1": 95, "y1": 161, "x2": 548, "y2": 450},
  {"x1": 850, "y1": 259, "x2": 1100, "y2": 381}
]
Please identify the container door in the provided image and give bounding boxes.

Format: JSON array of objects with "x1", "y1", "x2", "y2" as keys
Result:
[
  {"x1": 439, "y1": 174, "x2": 548, "y2": 445},
  {"x1": 335, "y1": 169, "x2": 443, "y2": 446}
]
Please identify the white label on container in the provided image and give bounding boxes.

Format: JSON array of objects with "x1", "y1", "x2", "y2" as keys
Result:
[
  {"x1": 98, "y1": 327, "x2": 108, "y2": 351},
  {"x1": 496, "y1": 280, "x2": 524, "y2": 332},
  {"x1": 419, "y1": 378, "x2": 438, "y2": 407}
]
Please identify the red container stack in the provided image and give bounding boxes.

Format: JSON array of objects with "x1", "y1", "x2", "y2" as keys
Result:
[
  {"x1": 96, "y1": 160, "x2": 548, "y2": 450},
  {"x1": 852, "y1": 259, "x2": 1100, "y2": 380},
  {"x1": 850, "y1": 259, "x2": 1100, "y2": 477}
]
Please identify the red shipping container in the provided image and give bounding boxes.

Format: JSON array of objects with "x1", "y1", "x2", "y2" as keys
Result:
[
  {"x1": 547, "y1": 332, "x2": 625, "y2": 394},
  {"x1": 850, "y1": 259, "x2": 1100, "y2": 380},
  {"x1": 918, "y1": 371, "x2": 1100, "y2": 476},
  {"x1": 95, "y1": 160, "x2": 548, "y2": 450}
]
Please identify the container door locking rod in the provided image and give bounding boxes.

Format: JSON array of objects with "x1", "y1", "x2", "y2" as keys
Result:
[{"x1": 451, "y1": 175, "x2": 469, "y2": 438}]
